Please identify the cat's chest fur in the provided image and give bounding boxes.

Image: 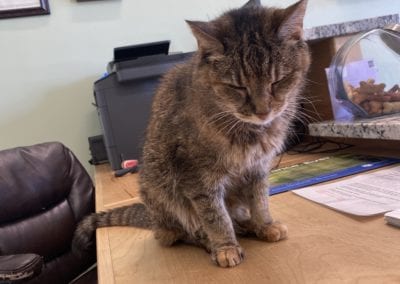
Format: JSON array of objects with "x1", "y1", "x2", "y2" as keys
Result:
[{"x1": 205, "y1": 118, "x2": 287, "y2": 176}]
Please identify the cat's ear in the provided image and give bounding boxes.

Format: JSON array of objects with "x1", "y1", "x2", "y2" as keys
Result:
[
  {"x1": 278, "y1": 0, "x2": 307, "y2": 41},
  {"x1": 186, "y1": 20, "x2": 223, "y2": 55},
  {"x1": 242, "y1": 0, "x2": 261, "y2": 9}
]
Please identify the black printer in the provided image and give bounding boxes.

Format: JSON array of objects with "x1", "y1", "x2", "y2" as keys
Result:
[{"x1": 94, "y1": 41, "x2": 193, "y2": 170}]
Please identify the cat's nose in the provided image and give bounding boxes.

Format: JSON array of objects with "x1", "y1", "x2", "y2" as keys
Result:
[{"x1": 255, "y1": 113, "x2": 269, "y2": 121}]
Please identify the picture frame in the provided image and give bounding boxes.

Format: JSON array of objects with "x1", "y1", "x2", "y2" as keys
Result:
[{"x1": 0, "y1": 0, "x2": 50, "y2": 19}]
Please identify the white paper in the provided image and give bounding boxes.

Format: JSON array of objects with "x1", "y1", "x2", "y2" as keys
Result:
[
  {"x1": 0, "y1": 0, "x2": 41, "y2": 11},
  {"x1": 293, "y1": 165, "x2": 400, "y2": 216},
  {"x1": 384, "y1": 210, "x2": 400, "y2": 227}
]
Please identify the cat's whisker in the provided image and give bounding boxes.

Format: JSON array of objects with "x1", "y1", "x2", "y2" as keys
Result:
[
  {"x1": 290, "y1": 98, "x2": 323, "y2": 122},
  {"x1": 298, "y1": 95, "x2": 322, "y2": 106},
  {"x1": 209, "y1": 115, "x2": 233, "y2": 135},
  {"x1": 298, "y1": 93, "x2": 321, "y2": 102},
  {"x1": 295, "y1": 109, "x2": 317, "y2": 122},
  {"x1": 284, "y1": 110, "x2": 314, "y2": 126},
  {"x1": 205, "y1": 111, "x2": 232, "y2": 125},
  {"x1": 210, "y1": 113, "x2": 232, "y2": 125},
  {"x1": 202, "y1": 111, "x2": 232, "y2": 131},
  {"x1": 300, "y1": 108, "x2": 322, "y2": 123},
  {"x1": 304, "y1": 78, "x2": 323, "y2": 86},
  {"x1": 226, "y1": 119, "x2": 242, "y2": 136},
  {"x1": 218, "y1": 117, "x2": 239, "y2": 135}
]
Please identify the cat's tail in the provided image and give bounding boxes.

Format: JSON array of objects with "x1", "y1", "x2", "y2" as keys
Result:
[{"x1": 72, "y1": 203, "x2": 151, "y2": 257}]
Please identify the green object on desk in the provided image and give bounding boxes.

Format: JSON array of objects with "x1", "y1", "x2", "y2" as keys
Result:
[{"x1": 269, "y1": 153, "x2": 400, "y2": 195}]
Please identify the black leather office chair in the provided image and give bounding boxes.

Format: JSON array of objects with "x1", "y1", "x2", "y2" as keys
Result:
[{"x1": 0, "y1": 142, "x2": 97, "y2": 283}]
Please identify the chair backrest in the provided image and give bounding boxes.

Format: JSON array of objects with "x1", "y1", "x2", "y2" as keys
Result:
[{"x1": 0, "y1": 142, "x2": 96, "y2": 283}]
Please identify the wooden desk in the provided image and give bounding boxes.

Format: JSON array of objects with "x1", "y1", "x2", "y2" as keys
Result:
[{"x1": 95, "y1": 150, "x2": 400, "y2": 284}]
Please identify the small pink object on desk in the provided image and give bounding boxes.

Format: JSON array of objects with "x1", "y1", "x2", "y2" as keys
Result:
[{"x1": 121, "y1": 159, "x2": 138, "y2": 169}]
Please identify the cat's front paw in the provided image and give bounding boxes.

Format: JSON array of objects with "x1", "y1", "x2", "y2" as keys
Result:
[
  {"x1": 211, "y1": 245, "x2": 244, "y2": 268},
  {"x1": 256, "y1": 221, "x2": 288, "y2": 242}
]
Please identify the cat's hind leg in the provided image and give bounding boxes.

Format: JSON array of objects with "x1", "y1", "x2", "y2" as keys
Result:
[
  {"x1": 154, "y1": 226, "x2": 187, "y2": 246},
  {"x1": 151, "y1": 212, "x2": 188, "y2": 247},
  {"x1": 255, "y1": 221, "x2": 288, "y2": 242}
]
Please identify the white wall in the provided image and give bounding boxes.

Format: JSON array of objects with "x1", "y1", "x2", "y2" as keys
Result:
[{"x1": 1, "y1": 0, "x2": 399, "y2": 174}]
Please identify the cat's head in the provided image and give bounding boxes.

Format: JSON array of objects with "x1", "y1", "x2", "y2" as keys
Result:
[{"x1": 187, "y1": 0, "x2": 310, "y2": 125}]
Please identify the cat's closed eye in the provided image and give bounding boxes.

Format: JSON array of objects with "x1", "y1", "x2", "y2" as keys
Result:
[
  {"x1": 223, "y1": 83, "x2": 248, "y2": 94},
  {"x1": 223, "y1": 83, "x2": 249, "y2": 99},
  {"x1": 272, "y1": 76, "x2": 288, "y2": 87}
]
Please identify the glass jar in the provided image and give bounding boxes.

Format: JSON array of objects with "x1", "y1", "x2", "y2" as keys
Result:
[{"x1": 328, "y1": 27, "x2": 400, "y2": 120}]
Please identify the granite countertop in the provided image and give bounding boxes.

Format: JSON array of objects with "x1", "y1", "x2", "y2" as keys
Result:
[
  {"x1": 305, "y1": 14, "x2": 400, "y2": 140},
  {"x1": 304, "y1": 14, "x2": 399, "y2": 41},
  {"x1": 308, "y1": 114, "x2": 400, "y2": 140}
]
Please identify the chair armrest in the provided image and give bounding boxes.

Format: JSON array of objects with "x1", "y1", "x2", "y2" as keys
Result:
[{"x1": 0, "y1": 254, "x2": 43, "y2": 282}]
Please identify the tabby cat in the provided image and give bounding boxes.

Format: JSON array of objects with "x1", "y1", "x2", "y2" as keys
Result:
[{"x1": 73, "y1": 0, "x2": 310, "y2": 268}]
